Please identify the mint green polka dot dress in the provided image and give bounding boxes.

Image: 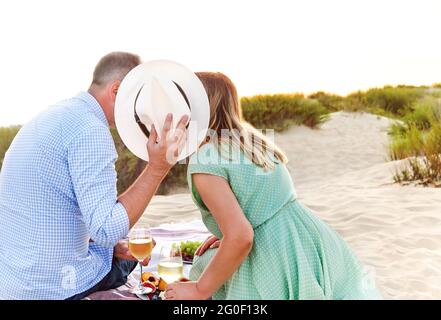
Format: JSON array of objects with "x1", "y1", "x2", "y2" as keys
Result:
[{"x1": 187, "y1": 143, "x2": 382, "y2": 300}]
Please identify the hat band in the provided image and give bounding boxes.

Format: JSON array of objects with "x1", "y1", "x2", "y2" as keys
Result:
[{"x1": 133, "y1": 81, "x2": 191, "y2": 139}]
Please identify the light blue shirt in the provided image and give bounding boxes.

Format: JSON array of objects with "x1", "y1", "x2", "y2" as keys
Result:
[{"x1": 0, "y1": 92, "x2": 130, "y2": 299}]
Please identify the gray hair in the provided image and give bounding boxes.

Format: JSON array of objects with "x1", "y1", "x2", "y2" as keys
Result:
[{"x1": 91, "y1": 52, "x2": 141, "y2": 87}]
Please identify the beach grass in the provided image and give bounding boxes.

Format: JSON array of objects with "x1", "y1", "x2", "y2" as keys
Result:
[
  {"x1": 389, "y1": 94, "x2": 441, "y2": 186},
  {"x1": 1, "y1": 84, "x2": 441, "y2": 192},
  {"x1": 241, "y1": 94, "x2": 330, "y2": 131},
  {"x1": 309, "y1": 85, "x2": 426, "y2": 117}
]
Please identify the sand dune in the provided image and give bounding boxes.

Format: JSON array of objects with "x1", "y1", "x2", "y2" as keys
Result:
[{"x1": 139, "y1": 111, "x2": 441, "y2": 299}]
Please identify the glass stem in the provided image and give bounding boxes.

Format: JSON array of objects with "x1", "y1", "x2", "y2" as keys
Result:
[{"x1": 139, "y1": 262, "x2": 143, "y2": 288}]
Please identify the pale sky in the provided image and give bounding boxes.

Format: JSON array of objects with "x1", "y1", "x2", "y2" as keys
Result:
[{"x1": 1, "y1": 0, "x2": 440, "y2": 126}]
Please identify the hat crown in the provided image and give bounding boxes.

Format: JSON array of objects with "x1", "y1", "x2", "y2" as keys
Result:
[{"x1": 135, "y1": 76, "x2": 191, "y2": 133}]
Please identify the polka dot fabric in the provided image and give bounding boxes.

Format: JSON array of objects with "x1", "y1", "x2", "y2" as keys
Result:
[{"x1": 187, "y1": 143, "x2": 382, "y2": 300}]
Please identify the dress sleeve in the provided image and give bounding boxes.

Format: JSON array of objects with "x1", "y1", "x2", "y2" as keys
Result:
[
  {"x1": 187, "y1": 144, "x2": 229, "y2": 180},
  {"x1": 187, "y1": 144, "x2": 231, "y2": 212}
]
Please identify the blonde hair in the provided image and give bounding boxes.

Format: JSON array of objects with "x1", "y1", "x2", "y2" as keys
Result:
[{"x1": 196, "y1": 72, "x2": 288, "y2": 170}]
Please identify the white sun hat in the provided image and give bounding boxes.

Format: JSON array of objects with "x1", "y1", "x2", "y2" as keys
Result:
[{"x1": 114, "y1": 60, "x2": 210, "y2": 161}]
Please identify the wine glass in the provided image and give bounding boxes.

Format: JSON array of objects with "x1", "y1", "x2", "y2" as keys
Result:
[
  {"x1": 128, "y1": 227, "x2": 153, "y2": 294},
  {"x1": 158, "y1": 244, "x2": 184, "y2": 284}
]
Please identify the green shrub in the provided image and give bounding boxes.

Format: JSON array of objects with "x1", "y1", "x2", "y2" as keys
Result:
[
  {"x1": 389, "y1": 124, "x2": 425, "y2": 160},
  {"x1": 391, "y1": 96, "x2": 441, "y2": 186},
  {"x1": 362, "y1": 86, "x2": 424, "y2": 116},
  {"x1": 0, "y1": 126, "x2": 20, "y2": 170},
  {"x1": 241, "y1": 94, "x2": 330, "y2": 131},
  {"x1": 324, "y1": 86, "x2": 424, "y2": 118},
  {"x1": 307, "y1": 91, "x2": 346, "y2": 111},
  {"x1": 404, "y1": 96, "x2": 441, "y2": 130},
  {"x1": 422, "y1": 122, "x2": 441, "y2": 183},
  {"x1": 343, "y1": 91, "x2": 364, "y2": 112},
  {"x1": 427, "y1": 88, "x2": 441, "y2": 99}
]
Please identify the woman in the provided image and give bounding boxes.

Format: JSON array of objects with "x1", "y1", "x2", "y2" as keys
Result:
[{"x1": 165, "y1": 72, "x2": 382, "y2": 300}]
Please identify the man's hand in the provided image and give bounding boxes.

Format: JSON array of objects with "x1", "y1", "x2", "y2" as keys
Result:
[
  {"x1": 118, "y1": 113, "x2": 189, "y2": 229},
  {"x1": 113, "y1": 239, "x2": 156, "y2": 266},
  {"x1": 147, "y1": 113, "x2": 189, "y2": 177}
]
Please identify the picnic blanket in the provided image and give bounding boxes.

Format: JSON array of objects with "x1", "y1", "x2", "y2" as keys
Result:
[{"x1": 85, "y1": 220, "x2": 210, "y2": 300}]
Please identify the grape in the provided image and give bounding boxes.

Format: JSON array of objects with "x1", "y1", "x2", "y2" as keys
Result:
[{"x1": 180, "y1": 240, "x2": 202, "y2": 259}]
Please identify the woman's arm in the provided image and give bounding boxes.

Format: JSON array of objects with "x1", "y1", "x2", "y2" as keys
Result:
[{"x1": 165, "y1": 173, "x2": 254, "y2": 299}]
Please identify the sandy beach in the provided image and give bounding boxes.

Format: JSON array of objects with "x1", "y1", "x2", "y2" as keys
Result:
[{"x1": 138, "y1": 111, "x2": 441, "y2": 300}]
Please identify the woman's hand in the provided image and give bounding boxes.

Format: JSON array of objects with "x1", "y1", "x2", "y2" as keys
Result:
[
  {"x1": 195, "y1": 235, "x2": 221, "y2": 256},
  {"x1": 164, "y1": 281, "x2": 209, "y2": 300}
]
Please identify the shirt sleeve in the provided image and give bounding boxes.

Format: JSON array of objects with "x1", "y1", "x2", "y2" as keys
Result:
[{"x1": 67, "y1": 125, "x2": 129, "y2": 248}]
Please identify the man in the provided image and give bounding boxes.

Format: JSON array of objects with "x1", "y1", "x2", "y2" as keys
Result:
[{"x1": 0, "y1": 52, "x2": 188, "y2": 299}]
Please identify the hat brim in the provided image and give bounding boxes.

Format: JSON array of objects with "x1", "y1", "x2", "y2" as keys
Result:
[{"x1": 115, "y1": 60, "x2": 210, "y2": 162}]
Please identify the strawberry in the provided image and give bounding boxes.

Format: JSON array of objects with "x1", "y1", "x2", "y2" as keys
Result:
[{"x1": 142, "y1": 281, "x2": 156, "y2": 293}]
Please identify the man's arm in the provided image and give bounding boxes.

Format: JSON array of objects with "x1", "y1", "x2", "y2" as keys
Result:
[
  {"x1": 118, "y1": 113, "x2": 188, "y2": 228},
  {"x1": 68, "y1": 113, "x2": 188, "y2": 248},
  {"x1": 67, "y1": 125, "x2": 129, "y2": 248}
]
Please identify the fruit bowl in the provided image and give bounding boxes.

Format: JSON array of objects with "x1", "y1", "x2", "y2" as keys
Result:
[
  {"x1": 139, "y1": 272, "x2": 189, "y2": 300},
  {"x1": 177, "y1": 240, "x2": 202, "y2": 264}
]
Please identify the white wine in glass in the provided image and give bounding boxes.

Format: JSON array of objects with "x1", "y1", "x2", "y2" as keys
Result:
[
  {"x1": 158, "y1": 244, "x2": 184, "y2": 284},
  {"x1": 128, "y1": 228, "x2": 153, "y2": 294},
  {"x1": 129, "y1": 238, "x2": 153, "y2": 261}
]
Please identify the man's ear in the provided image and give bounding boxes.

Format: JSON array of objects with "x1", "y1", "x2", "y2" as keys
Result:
[{"x1": 109, "y1": 80, "x2": 121, "y2": 102}]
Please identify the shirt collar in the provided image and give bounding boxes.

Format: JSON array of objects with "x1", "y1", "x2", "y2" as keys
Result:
[{"x1": 75, "y1": 91, "x2": 109, "y2": 127}]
